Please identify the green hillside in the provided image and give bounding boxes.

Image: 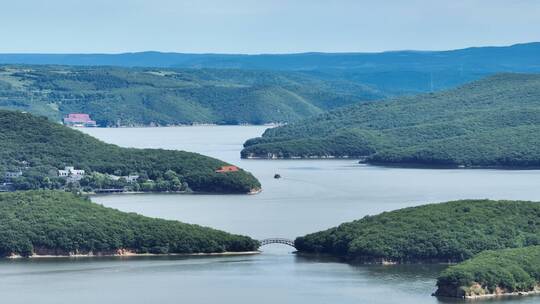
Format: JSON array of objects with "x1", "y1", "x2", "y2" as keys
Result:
[
  {"x1": 0, "y1": 191, "x2": 258, "y2": 257},
  {"x1": 435, "y1": 246, "x2": 540, "y2": 298},
  {"x1": 242, "y1": 73, "x2": 540, "y2": 168},
  {"x1": 295, "y1": 200, "x2": 540, "y2": 263},
  {"x1": 0, "y1": 65, "x2": 383, "y2": 126},
  {"x1": 0, "y1": 110, "x2": 260, "y2": 193},
  {"x1": 1, "y1": 42, "x2": 539, "y2": 95}
]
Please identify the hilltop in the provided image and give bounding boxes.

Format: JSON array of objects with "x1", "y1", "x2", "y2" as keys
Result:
[
  {"x1": 0, "y1": 110, "x2": 260, "y2": 193},
  {"x1": 0, "y1": 65, "x2": 382, "y2": 126},
  {"x1": 242, "y1": 73, "x2": 540, "y2": 168}
]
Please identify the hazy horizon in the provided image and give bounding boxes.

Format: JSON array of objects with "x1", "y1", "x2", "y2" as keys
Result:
[
  {"x1": 1, "y1": 41, "x2": 538, "y2": 56},
  {"x1": 1, "y1": 0, "x2": 539, "y2": 54}
]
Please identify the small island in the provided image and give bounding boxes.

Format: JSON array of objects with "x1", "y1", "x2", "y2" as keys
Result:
[
  {"x1": 295, "y1": 199, "x2": 540, "y2": 263},
  {"x1": 0, "y1": 110, "x2": 260, "y2": 194},
  {"x1": 0, "y1": 191, "x2": 259, "y2": 257},
  {"x1": 435, "y1": 246, "x2": 540, "y2": 298}
]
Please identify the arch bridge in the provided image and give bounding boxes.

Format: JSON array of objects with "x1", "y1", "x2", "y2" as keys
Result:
[{"x1": 258, "y1": 238, "x2": 296, "y2": 249}]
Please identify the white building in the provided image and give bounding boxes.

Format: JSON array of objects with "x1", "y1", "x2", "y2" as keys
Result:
[
  {"x1": 126, "y1": 175, "x2": 139, "y2": 183},
  {"x1": 106, "y1": 174, "x2": 139, "y2": 183},
  {"x1": 58, "y1": 166, "x2": 85, "y2": 181},
  {"x1": 4, "y1": 171, "x2": 23, "y2": 179}
]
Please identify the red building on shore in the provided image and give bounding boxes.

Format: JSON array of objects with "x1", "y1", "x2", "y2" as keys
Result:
[{"x1": 63, "y1": 113, "x2": 97, "y2": 127}]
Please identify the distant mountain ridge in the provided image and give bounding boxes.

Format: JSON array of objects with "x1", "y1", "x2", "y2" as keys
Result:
[
  {"x1": 1, "y1": 42, "x2": 539, "y2": 71},
  {"x1": 1, "y1": 42, "x2": 538, "y2": 95}
]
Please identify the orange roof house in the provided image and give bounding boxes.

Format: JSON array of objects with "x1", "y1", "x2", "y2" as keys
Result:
[{"x1": 215, "y1": 165, "x2": 239, "y2": 173}]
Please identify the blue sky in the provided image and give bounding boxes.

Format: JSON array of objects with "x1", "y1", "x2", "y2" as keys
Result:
[{"x1": 1, "y1": 0, "x2": 539, "y2": 53}]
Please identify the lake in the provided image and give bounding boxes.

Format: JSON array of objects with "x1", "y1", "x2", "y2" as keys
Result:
[{"x1": 2, "y1": 126, "x2": 539, "y2": 304}]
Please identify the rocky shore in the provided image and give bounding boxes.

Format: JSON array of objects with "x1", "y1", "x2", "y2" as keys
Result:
[{"x1": 434, "y1": 283, "x2": 540, "y2": 299}]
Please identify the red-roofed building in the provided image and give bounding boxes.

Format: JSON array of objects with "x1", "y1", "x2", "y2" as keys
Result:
[
  {"x1": 63, "y1": 113, "x2": 97, "y2": 127},
  {"x1": 215, "y1": 165, "x2": 239, "y2": 173}
]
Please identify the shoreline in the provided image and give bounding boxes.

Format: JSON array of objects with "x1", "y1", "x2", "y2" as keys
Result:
[
  {"x1": 74, "y1": 123, "x2": 280, "y2": 129},
  {"x1": 243, "y1": 155, "x2": 355, "y2": 160},
  {"x1": 7, "y1": 251, "x2": 261, "y2": 260},
  {"x1": 87, "y1": 188, "x2": 262, "y2": 196},
  {"x1": 249, "y1": 188, "x2": 262, "y2": 195},
  {"x1": 465, "y1": 289, "x2": 540, "y2": 299},
  {"x1": 295, "y1": 252, "x2": 460, "y2": 265},
  {"x1": 434, "y1": 287, "x2": 540, "y2": 300},
  {"x1": 242, "y1": 156, "x2": 540, "y2": 170}
]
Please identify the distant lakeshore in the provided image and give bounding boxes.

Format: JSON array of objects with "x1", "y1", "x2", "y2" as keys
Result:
[
  {"x1": 7, "y1": 250, "x2": 261, "y2": 260},
  {"x1": 242, "y1": 154, "x2": 540, "y2": 170},
  {"x1": 87, "y1": 187, "x2": 262, "y2": 196},
  {"x1": 69, "y1": 122, "x2": 280, "y2": 128}
]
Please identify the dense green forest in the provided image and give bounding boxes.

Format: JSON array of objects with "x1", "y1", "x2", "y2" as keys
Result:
[
  {"x1": 242, "y1": 73, "x2": 540, "y2": 168},
  {"x1": 2, "y1": 43, "x2": 538, "y2": 126},
  {"x1": 0, "y1": 65, "x2": 382, "y2": 125},
  {"x1": 294, "y1": 200, "x2": 540, "y2": 263},
  {"x1": 0, "y1": 191, "x2": 259, "y2": 257},
  {"x1": 435, "y1": 246, "x2": 540, "y2": 298},
  {"x1": 0, "y1": 110, "x2": 260, "y2": 193},
  {"x1": 1, "y1": 42, "x2": 539, "y2": 95}
]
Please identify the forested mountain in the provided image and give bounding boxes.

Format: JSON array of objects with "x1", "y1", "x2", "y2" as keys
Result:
[
  {"x1": 295, "y1": 200, "x2": 540, "y2": 263},
  {"x1": 0, "y1": 42, "x2": 539, "y2": 94},
  {"x1": 0, "y1": 65, "x2": 382, "y2": 126},
  {"x1": 0, "y1": 110, "x2": 260, "y2": 193},
  {"x1": 2, "y1": 43, "x2": 538, "y2": 125},
  {"x1": 0, "y1": 191, "x2": 259, "y2": 257},
  {"x1": 242, "y1": 73, "x2": 540, "y2": 168}
]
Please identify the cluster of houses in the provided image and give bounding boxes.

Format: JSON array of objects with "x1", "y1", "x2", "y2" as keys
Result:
[
  {"x1": 0, "y1": 164, "x2": 141, "y2": 192},
  {"x1": 2, "y1": 163, "x2": 239, "y2": 193},
  {"x1": 57, "y1": 166, "x2": 139, "y2": 184}
]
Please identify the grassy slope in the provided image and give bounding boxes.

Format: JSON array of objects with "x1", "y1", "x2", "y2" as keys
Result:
[
  {"x1": 295, "y1": 200, "x2": 540, "y2": 263},
  {"x1": 0, "y1": 65, "x2": 383, "y2": 125},
  {"x1": 0, "y1": 191, "x2": 259, "y2": 257},
  {"x1": 0, "y1": 110, "x2": 260, "y2": 193},
  {"x1": 242, "y1": 73, "x2": 540, "y2": 167}
]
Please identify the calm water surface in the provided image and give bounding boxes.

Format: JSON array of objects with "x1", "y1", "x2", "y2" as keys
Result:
[{"x1": 2, "y1": 126, "x2": 539, "y2": 304}]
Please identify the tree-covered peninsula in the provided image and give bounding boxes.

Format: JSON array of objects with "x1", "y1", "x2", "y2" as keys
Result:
[
  {"x1": 295, "y1": 200, "x2": 540, "y2": 263},
  {"x1": 242, "y1": 73, "x2": 540, "y2": 168},
  {"x1": 0, "y1": 110, "x2": 260, "y2": 193},
  {"x1": 435, "y1": 246, "x2": 540, "y2": 298},
  {"x1": 0, "y1": 191, "x2": 259, "y2": 257}
]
